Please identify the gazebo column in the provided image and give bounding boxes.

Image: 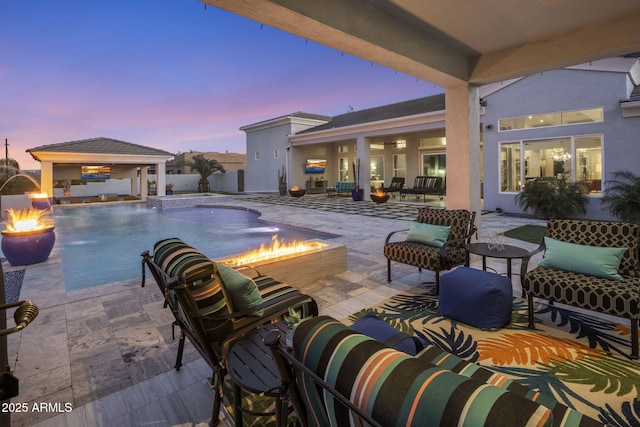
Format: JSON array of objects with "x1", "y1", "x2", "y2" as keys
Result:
[
  {"x1": 445, "y1": 84, "x2": 482, "y2": 229},
  {"x1": 40, "y1": 161, "x2": 54, "y2": 197},
  {"x1": 156, "y1": 162, "x2": 166, "y2": 196},
  {"x1": 140, "y1": 166, "x2": 148, "y2": 200}
]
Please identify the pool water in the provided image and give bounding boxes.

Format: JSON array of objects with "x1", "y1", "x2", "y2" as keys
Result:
[{"x1": 49, "y1": 204, "x2": 336, "y2": 291}]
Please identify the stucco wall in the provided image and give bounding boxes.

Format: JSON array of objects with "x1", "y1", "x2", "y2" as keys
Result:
[{"x1": 482, "y1": 68, "x2": 640, "y2": 220}]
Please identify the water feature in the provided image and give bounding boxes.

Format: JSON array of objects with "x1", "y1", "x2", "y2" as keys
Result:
[
  {"x1": 0, "y1": 173, "x2": 40, "y2": 194},
  {"x1": 45, "y1": 203, "x2": 337, "y2": 291}
]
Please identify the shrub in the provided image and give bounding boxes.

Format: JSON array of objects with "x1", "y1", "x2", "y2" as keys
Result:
[
  {"x1": 601, "y1": 170, "x2": 640, "y2": 224},
  {"x1": 514, "y1": 178, "x2": 589, "y2": 219}
]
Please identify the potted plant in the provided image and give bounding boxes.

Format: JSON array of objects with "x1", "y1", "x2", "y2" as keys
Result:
[
  {"x1": 351, "y1": 158, "x2": 364, "y2": 201},
  {"x1": 514, "y1": 178, "x2": 589, "y2": 219},
  {"x1": 165, "y1": 183, "x2": 174, "y2": 195},
  {"x1": 283, "y1": 307, "x2": 310, "y2": 348},
  {"x1": 278, "y1": 165, "x2": 287, "y2": 196},
  {"x1": 600, "y1": 170, "x2": 640, "y2": 223}
]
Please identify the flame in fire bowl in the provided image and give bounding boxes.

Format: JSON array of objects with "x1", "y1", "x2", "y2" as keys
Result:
[{"x1": 1, "y1": 209, "x2": 56, "y2": 266}]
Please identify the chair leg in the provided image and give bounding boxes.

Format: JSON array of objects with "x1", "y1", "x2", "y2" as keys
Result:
[
  {"x1": 527, "y1": 294, "x2": 535, "y2": 329},
  {"x1": 174, "y1": 331, "x2": 185, "y2": 370},
  {"x1": 387, "y1": 259, "x2": 391, "y2": 282},
  {"x1": 232, "y1": 382, "x2": 243, "y2": 427},
  {"x1": 210, "y1": 365, "x2": 225, "y2": 426},
  {"x1": 631, "y1": 318, "x2": 638, "y2": 360}
]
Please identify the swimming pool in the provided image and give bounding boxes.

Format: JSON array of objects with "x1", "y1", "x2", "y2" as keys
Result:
[{"x1": 49, "y1": 203, "x2": 337, "y2": 291}]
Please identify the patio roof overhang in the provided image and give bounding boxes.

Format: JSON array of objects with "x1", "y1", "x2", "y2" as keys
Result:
[{"x1": 200, "y1": 0, "x2": 640, "y2": 87}]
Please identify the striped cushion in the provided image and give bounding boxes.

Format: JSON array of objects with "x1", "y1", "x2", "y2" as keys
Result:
[
  {"x1": 153, "y1": 238, "x2": 229, "y2": 317},
  {"x1": 294, "y1": 316, "x2": 553, "y2": 427},
  {"x1": 417, "y1": 345, "x2": 602, "y2": 427}
]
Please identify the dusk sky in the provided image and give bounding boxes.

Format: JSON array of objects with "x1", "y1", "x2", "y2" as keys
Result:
[{"x1": 2, "y1": 0, "x2": 443, "y2": 170}]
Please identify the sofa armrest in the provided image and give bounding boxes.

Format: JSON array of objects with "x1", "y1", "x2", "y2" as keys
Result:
[{"x1": 520, "y1": 241, "x2": 546, "y2": 280}]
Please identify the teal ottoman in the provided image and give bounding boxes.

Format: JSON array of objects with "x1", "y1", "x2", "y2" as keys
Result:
[{"x1": 439, "y1": 267, "x2": 512, "y2": 329}]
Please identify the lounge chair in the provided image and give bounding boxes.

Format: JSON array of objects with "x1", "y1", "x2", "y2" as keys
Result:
[
  {"x1": 140, "y1": 237, "x2": 318, "y2": 425},
  {"x1": 380, "y1": 177, "x2": 405, "y2": 197}
]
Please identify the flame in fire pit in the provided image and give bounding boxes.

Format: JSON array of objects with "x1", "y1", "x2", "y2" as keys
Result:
[
  {"x1": 4, "y1": 208, "x2": 51, "y2": 233},
  {"x1": 373, "y1": 188, "x2": 386, "y2": 196},
  {"x1": 221, "y1": 235, "x2": 327, "y2": 267},
  {"x1": 28, "y1": 192, "x2": 50, "y2": 199},
  {"x1": 290, "y1": 186, "x2": 300, "y2": 191}
]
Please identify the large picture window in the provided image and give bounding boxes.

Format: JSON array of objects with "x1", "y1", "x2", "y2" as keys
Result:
[{"x1": 500, "y1": 135, "x2": 602, "y2": 194}]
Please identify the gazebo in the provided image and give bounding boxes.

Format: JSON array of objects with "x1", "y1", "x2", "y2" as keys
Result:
[{"x1": 26, "y1": 137, "x2": 174, "y2": 199}]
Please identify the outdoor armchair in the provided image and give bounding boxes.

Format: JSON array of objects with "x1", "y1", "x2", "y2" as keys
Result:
[{"x1": 384, "y1": 208, "x2": 476, "y2": 293}]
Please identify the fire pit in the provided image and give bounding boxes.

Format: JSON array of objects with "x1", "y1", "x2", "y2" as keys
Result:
[
  {"x1": 288, "y1": 186, "x2": 306, "y2": 198},
  {"x1": 1, "y1": 209, "x2": 56, "y2": 266},
  {"x1": 29, "y1": 192, "x2": 54, "y2": 210},
  {"x1": 370, "y1": 188, "x2": 390, "y2": 204},
  {"x1": 218, "y1": 235, "x2": 346, "y2": 287}
]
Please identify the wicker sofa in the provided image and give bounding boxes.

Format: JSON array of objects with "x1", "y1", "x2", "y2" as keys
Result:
[
  {"x1": 266, "y1": 316, "x2": 601, "y2": 427},
  {"x1": 521, "y1": 219, "x2": 640, "y2": 359}
]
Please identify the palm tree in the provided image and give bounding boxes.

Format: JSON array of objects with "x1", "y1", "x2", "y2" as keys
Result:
[
  {"x1": 601, "y1": 170, "x2": 640, "y2": 224},
  {"x1": 184, "y1": 154, "x2": 226, "y2": 193},
  {"x1": 0, "y1": 158, "x2": 20, "y2": 181}
]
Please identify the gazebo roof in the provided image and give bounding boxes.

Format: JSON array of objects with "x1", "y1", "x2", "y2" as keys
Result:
[{"x1": 27, "y1": 137, "x2": 173, "y2": 161}]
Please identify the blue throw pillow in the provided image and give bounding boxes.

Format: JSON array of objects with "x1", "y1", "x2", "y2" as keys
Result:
[
  {"x1": 215, "y1": 263, "x2": 264, "y2": 316},
  {"x1": 405, "y1": 221, "x2": 451, "y2": 247},
  {"x1": 538, "y1": 237, "x2": 627, "y2": 281}
]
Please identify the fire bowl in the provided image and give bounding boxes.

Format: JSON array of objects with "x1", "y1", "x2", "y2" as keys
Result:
[
  {"x1": 1, "y1": 226, "x2": 56, "y2": 266},
  {"x1": 31, "y1": 197, "x2": 54, "y2": 210},
  {"x1": 370, "y1": 194, "x2": 390, "y2": 204},
  {"x1": 289, "y1": 189, "x2": 306, "y2": 198}
]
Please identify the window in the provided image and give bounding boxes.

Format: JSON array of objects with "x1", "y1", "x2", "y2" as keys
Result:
[
  {"x1": 338, "y1": 145, "x2": 349, "y2": 153},
  {"x1": 370, "y1": 156, "x2": 384, "y2": 188},
  {"x1": 339, "y1": 157, "x2": 349, "y2": 181},
  {"x1": 499, "y1": 108, "x2": 603, "y2": 131},
  {"x1": 500, "y1": 135, "x2": 602, "y2": 193},
  {"x1": 393, "y1": 154, "x2": 406, "y2": 179},
  {"x1": 274, "y1": 149, "x2": 280, "y2": 159},
  {"x1": 254, "y1": 152, "x2": 260, "y2": 160}
]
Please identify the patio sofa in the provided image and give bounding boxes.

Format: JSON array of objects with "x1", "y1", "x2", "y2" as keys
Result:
[
  {"x1": 521, "y1": 218, "x2": 640, "y2": 359},
  {"x1": 266, "y1": 316, "x2": 602, "y2": 427},
  {"x1": 140, "y1": 237, "x2": 318, "y2": 425},
  {"x1": 325, "y1": 181, "x2": 355, "y2": 197},
  {"x1": 400, "y1": 176, "x2": 444, "y2": 201}
]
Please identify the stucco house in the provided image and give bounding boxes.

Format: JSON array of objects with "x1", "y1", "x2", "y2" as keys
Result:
[{"x1": 241, "y1": 56, "x2": 640, "y2": 221}]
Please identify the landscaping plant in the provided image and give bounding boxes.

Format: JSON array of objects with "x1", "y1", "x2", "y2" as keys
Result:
[
  {"x1": 601, "y1": 170, "x2": 640, "y2": 224},
  {"x1": 514, "y1": 178, "x2": 589, "y2": 219}
]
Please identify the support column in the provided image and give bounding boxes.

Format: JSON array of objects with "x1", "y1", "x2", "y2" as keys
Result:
[
  {"x1": 156, "y1": 162, "x2": 166, "y2": 196},
  {"x1": 140, "y1": 167, "x2": 148, "y2": 200},
  {"x1": 445, "y1": 84, "x2": 482, "y2": 230},
  {"x1": 40, "y1": 161, "x2": 53, "y2": 197},
  {"x1": 356, "y1": 136, "x2": 371, "y2": 199}
]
